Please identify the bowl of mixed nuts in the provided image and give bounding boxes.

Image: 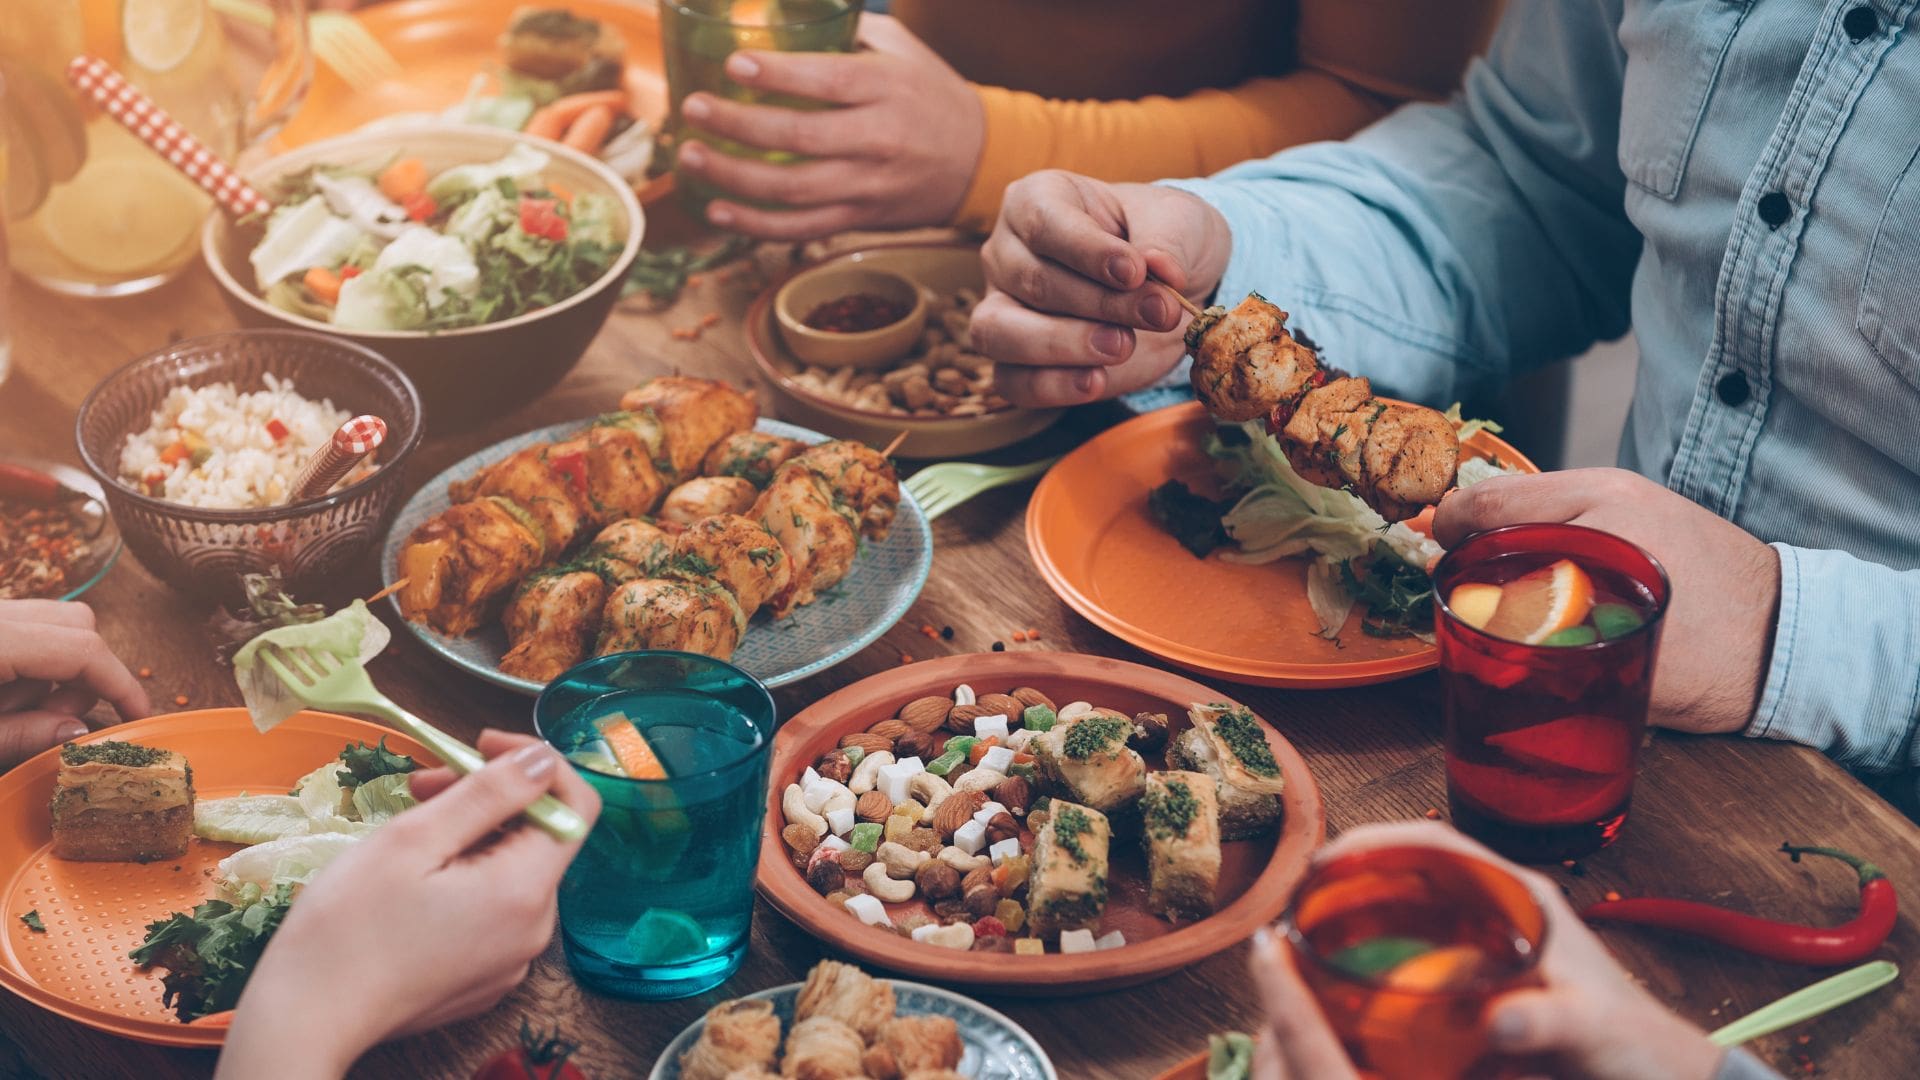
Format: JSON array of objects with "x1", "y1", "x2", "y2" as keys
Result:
[
  {"x1": 756, "y1": 651, "x2": 1326, "y2": 994},
  {"x1": 746, "y1": 244, "x2": 1064, "y2": 459}
]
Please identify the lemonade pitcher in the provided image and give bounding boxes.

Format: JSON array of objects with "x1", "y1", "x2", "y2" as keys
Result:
[{"x1": 1, "y1": 0, "x2": 311, "y2": 296}]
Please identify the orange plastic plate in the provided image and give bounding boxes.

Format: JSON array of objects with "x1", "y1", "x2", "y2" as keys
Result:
[
  {"x1": 1026, "y1": 401, "x2": 1539, "y2": 689},
  {"x1": 276, "y1": 0, "x2": 667, "y2": 150},
  {"x1": 0, "y1": 709, "x2": 433, "y2": 1047}
]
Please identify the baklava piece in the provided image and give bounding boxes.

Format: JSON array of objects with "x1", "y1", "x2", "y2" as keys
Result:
[{"x1": 50, "y1": 741, "x2": 194, "y2": 863}]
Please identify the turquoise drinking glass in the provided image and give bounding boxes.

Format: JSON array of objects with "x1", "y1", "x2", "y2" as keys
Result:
[{"x1": 535, "y1": 650, "x2": 777, "y2": 1000}]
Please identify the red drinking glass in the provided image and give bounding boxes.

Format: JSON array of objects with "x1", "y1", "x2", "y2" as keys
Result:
[
  {"x1": 1283, "y1": 844, "x2": 1548, "y2": 1080},
  {"x1": 1431, "y1": 524, "x2": 1670, "y2": 862}
]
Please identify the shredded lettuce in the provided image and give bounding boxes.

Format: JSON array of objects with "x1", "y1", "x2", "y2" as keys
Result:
[
  {"x1": 248, "y1": 195, "x2": 365, "y2": 289},
  {"x1": 312, "y1": 172, "x2": 408, "y2": 239},
  {"x1": 292, "y1": 760, "x2": 352, "y2": 820},
  {"x1": 424, "y1": 143, "x2": 550, "y2": 201},
  {"x1": 333, "y1": 225, "x2": 482, "y2": 330},
  {"x1": 349, "y1": 772, "x2": 417, "y2": 824},
  {"x1": 215, "y1": 833, "x2": 361, "y2": 900},
  {"x1": 1443, "y1": 402, "x2": 1506, "y2": 444},
  {"x1": 193, "y1": 795, "x2": 315, "y2": 845},
  {"x1": 232, "y1": 600, "x2": 389, "y2": 733}
]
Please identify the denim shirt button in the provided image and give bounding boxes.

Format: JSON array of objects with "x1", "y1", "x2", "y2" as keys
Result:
[
  {"x1": 1717, "y1": 371, "x2": 1751, "y2": 406},
  {"x1": 1844, "y1": 5, "x2": 1881, "y2": 41},
  {"x1": 1757, "y1": 191, "x2": 1792, "y2": 228}
]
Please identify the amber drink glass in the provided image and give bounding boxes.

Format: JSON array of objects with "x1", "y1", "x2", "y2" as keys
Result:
[
  {"x1": 1283, "y1": 844, "x2": 1547, "y2": 1080},
  {"x1": 1433, "y1": 524, "x2": 1670, "y2": 861}
]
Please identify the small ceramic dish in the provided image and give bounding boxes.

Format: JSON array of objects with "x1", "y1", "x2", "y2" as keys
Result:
[
  {"x1": 648, "y1": 978, "x2": 1057, "y2": 1080},
  {"x1": 747, "y1": 244, "x2": 1062, "y2": 458},
  {"x1": 774, "y1": 264, "x2": 928, "y2": 369},
  {"x1": 0, "y1": 455, "x2": 122, "y2": 602}
]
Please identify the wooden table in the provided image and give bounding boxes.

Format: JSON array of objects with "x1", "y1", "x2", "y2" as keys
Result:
[{"x1": 4, "y1": 236, "x2": 1919, "y2": 1080}]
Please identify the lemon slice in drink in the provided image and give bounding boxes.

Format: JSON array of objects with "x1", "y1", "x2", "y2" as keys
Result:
[
  {"x1": 123, "y1": 0, "x2": 206, "y2": 73},
  {"x1": 36, "y1": 156, "x2": 203, "y2": 275}
]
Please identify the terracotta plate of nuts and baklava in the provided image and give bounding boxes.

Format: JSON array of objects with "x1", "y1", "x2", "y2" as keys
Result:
[
  {"x1": 756, "y1": 653, "x2": 1324, "y2": 994},
  {"x1": 745, "y1": 244, "x2": 1064, "y2": 458},
  {"x1": 0, "y1": 710, "x2": 433, "y2": 1047}
]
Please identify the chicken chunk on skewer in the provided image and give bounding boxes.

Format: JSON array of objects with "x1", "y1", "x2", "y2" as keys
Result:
[
  {"x1": 704, "y1": 430, "x2": 807, "y2": 488},
  {"x1": 793, "y1": 441, "x2": 899, "y2": 541},
  {"x1": 753, "y1": 461, "x2": 858, "y2": 618},
  {"x1": 396, "y1": 497, "x2": 546, "y2": 636},
  {"x1": 449, "y1": 436, "x2": 590, "y2": 559},
  {"x1": 672, "y1": 513, "x2": 793, "y2": 615},
  {"x1": 594, "y1": 518, "x2": 675, "y2": 580},
  {"x1": 499, "y1": 570, "x2": 605, "y2": 682},
  {"x1": 596, "y1": 577, "x2": 746, "y2": 660},
  {"x1": 620, "y1": 376, "x2": 759, "y2": 482},
  {"x1": 1187, "y1": 293, "x2": 1460, "y2": 521},
  {"x1": 659, "y1": 476, "x2": 760, "y2": 526}
]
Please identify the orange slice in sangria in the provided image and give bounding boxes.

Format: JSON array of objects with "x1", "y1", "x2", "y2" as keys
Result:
[{"x1": 1481, "y1": 559, "x2": 1594, "y2": 645}]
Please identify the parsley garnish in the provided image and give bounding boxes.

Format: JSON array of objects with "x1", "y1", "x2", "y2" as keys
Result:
[
  {"x1": 1053, "y1": 806, "x2": 1095, "y2": 863},
  {"x1": 1210, "y1": 706, "x2": 1280, "y2": 778},
  {"x1": 20, "y1": 910, "x2": 44, "y2": 933},
  {"x1": 1144, "y1": 779, "x2": 1200, "y2": 840},
  {"x1": 1062, "y1": 716, "x2": 1129, "y2": 759}
]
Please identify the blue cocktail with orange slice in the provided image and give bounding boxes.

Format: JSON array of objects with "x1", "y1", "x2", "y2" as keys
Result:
[
  {"x1": 535, "y1": 651, "x2": 775, "y2": 1000},
  {"x1": 1432, "y1": 524, "x2": 1670, "y2": 861}
]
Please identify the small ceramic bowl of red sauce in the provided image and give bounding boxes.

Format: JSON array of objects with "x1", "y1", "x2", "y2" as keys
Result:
[{"x1": 773, "y1": 263, "x2": 929, "y2": 369}]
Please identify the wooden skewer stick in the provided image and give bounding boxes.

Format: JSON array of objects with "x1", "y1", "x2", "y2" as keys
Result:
[
  {"x1": 881, "y1": 430, "x2": 909, "y2": 459},
  {"x1": 1147, "y1": 271, "x2": 1206, "y2": 320},
  {"x1": 365, "y1": 577, "x2": 410, "y2": 605}
]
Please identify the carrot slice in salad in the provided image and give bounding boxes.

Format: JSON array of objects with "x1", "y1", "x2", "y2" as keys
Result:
[{"x1": 376, "y1": 157, "x2": 428, "y2": 201}]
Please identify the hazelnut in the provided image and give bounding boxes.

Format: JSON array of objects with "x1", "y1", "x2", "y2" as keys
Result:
[
  {"x1": 914, "y1": 862, "x2": 962, "y2": 900},
  {"x1": 932, "y1": 790, "x2": 988, "y2": 840},
  {"x1": 782, "y1": 823, "x2": 821, "y2": 856},
  {"x1": 840, "y1": 849, "x2": 875, "y2": 874},
  {"x1": 1131, "y1": 712, "x2": 1171, "y2": 753},
  {"x1": 808, "y1": 860, "x2": 845, "y2": 896},
  {"x1": 898, "y1": 696, "x2": 952, "y2": 733},
  {"x1": 1010, "y1": 686, "x2": 1056, "y2": 712},
  {"x1": 816, "y1": 749, "x2": 854, "y2": 784},
  {"x1": 984, "y1": 812, "x2": 1020, "y2": 845},
  {"x1": 991, "y1": 776, "x2": 1032, "y2": 816},
  {"x1": 893, "y1": 730, "x2": 936, "y2": 760},
  {"x1": 899, "y1": 827, "x2": 944, "y2": 854},
  {"x1": 856, "y1": 791, "x2": 893, "y2": 823},
  {"x1": 963, "y1": 885, "x2": 1001, "y2": 919}
]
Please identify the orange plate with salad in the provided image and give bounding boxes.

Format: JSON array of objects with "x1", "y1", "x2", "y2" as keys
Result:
[
  {"x1": 277, "y1": 0, "x2": 669, "y2": 198},
  {"x1": 0, "y1": 710, "x2": 434, "y2": 1048},
  {"x1": 1026, "y1": 401, "x2": 1539, "y2": 689}
]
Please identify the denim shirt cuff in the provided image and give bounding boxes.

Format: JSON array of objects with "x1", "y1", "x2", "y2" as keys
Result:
[
  {"x1": 1747, "y1": 544, "x2": 1920, "y2": 774},
  {"x1": 1716, "y1": 1047, "x2": 1787, "y2": 1080}
]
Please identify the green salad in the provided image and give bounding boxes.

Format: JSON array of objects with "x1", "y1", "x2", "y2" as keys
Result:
[{"x1": 249, "y1": 144, "x2": 621, "y2": 332}]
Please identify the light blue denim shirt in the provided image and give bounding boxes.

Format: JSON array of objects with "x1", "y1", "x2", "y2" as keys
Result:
[{"x1": 1162, "y1": 0, "x2": 1920, "y2": 806}]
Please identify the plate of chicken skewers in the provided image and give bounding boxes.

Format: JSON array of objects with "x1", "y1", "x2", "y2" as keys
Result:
[
  {"x1": 382, "y1": 376, "x2": 931, "y2": 695},
  {"x1": 1027, "y1": 294, "x2": 1538, "y2": 688}
]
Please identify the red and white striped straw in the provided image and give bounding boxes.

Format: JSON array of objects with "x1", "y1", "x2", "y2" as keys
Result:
[
  {"x1": 64, "y1": 55, "x2": 273, "y2": 218},
  {"x1": 289, "y1": 416, "x2": 387, "y2": 503}
]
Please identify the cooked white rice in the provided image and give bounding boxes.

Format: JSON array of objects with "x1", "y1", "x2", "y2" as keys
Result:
[{"x1": 118, "y1": 374, "x2": 375, "y2": 509}]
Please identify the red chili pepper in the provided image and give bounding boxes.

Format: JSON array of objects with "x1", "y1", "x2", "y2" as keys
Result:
[
  {"x1": 0, "y1": 463, "x2": 62, "y2": 503},
  {"x1": 265, "y1": 418, "x2": 290, "y2": 442},
  {"x1": 401, "y1": 192, "x2": 438, "y2": 222},
  {"x1": 547, "y1": 450, "x2": 588, "y2": 497},
  {"x1": 1582, "y1": 843, "x2": 1897, "y2": 966}
]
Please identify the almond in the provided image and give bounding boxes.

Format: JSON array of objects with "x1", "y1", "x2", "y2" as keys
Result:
[
  {"x1": 839, "y1": 732, "x2": 892, "y2": 755},
  {"x1": 946, "y1": 703, "x2": 994, "y2": 734},
  {"x1": 984, "y1": 812, "x2": 1020, "y2": 845},
  {"x1": 856, "y1": 791, "x2": 893, "y2": 823},
  {"x1": 976, "y1": 693, "x2": 1024, "y2": 721},
  {"x1": 932, "y1": 790, "x2": 988, "y2": 839},
  {"x1": 894, "y1": 731, "x2": 936, "y2": 760},
  {"x1": 1010, "y1": 687, "x2": 1056, "y2": 711},
  {"x1": 991, "y1": 776, "x2": 1031, "y2": 816},
  {"x1": 866, "y1": 718, "x2": 913, "y2": 742},
  {"x1": 898, "y1": 695, "x2": 953, "y2": 733}
]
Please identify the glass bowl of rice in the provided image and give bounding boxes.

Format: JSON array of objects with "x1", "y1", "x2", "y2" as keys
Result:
[{"x1": 75, "y1": 330, "x2": 423, "y2": 599}]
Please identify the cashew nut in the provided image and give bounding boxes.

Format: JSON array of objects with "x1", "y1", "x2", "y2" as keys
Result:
[
  {"x1": 863, "y1": 862, "x2": 917, "y2": 902},
  {"x1": 951, "y1": 769, "x2": 1006, "y2": 795},
  {"x1": 1058, "y1": 701, "x2": 1094, "y2": 723},
  {"x1": 821, "y1": 782, "x2": 855, "y2": 818},
  {"x1": 906, "y1": 772, "x2": 953, "y2": 811},
  {"x1": 916, "y1": 922, "x2": 976, "y2": 950},
  {"x1": 877, "y1": 841, "x2": 931, "y2": 878},
  {"x1": 952, "y1": 683, "x2": 976, "y2": 706},
  {"x1": 938, "y1": 845, "x2": 989, "y2": 873},
  {"x1": 783, "y1": 783, "x2": 827, "y2": 836},
  {"x1": 850, "y1": 750, "x2": 895, "y2": 795},
  {"x1": 1005, "y1": 728, "x2": 1039, "y2": 753}
]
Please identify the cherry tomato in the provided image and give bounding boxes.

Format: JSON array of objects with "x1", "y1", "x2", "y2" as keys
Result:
[
  {"x1": 471, "y1": 1021, "x2": 585, "y2": 1080},
  {"x1": 401, "y1": 192, "x2": 438, "y2": 222},
  {"x1": 518, "y1": 196, "x2": 570, "y2": 242}
]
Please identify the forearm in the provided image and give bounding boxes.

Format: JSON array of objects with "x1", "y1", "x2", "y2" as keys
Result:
[
  {"x1": 950, "y1": 72, "x2": 1388, "y2": 233},
  {"x1": 1747, "y1": 544, "x2": 1920, "y2": 785},
  {"x1": 216, "y1": 971, "x2": 367, "y2": 1080}
]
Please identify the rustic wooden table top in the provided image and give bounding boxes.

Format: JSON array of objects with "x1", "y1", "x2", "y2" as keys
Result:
[{"x1": 3, "y1": 232, "x2": 1918, "y2": 1080}]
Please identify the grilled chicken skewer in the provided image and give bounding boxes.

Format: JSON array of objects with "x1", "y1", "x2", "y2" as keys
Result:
[{"x1": 1187, "y1": 293, "x2": 1459, "y2": 522}]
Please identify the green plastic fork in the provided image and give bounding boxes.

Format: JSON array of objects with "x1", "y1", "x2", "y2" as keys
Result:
[
  {"x1": 903, "y1": 457, "x2": 1059, "y2": 521},
  {"x1": 259, "y1": 643, "x2": 588, "y2": 842},
  {"x1": 1708, "y1": 960, "x2": 1898, "y2": 1046}
]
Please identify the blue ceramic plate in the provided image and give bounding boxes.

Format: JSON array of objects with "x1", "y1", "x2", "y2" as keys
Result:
[
  {"x1": 0, "y1": 456, "x2": 122, "y2": 602},
  {"x1": 647, "y1": 979, "x2": 1058, "y2": 1080},
  {"x1": 380, "y1": 419, "x2": 932, "y2": 695}
]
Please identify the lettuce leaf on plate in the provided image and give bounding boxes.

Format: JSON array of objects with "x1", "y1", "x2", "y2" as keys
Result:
[
  {"x1": 231, "y1": 600, "x2": 389, "y2": 733},
  {"x1": 216, "y1": 833, "x2": 361, "y2": 901},
  {"x1": 349, "y1": 772, "x2": 417, "y2": 825},
  {"x1": 130, "y1": 883, "x2": 294, "y2": 1022},
  {"x1": 193, "y1": 795, "x2": 315, "y2": 845}
]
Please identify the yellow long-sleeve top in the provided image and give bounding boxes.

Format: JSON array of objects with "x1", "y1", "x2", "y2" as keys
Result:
[{"x1": 890, "y1": 0, "x2": 1506, "y2": 232}]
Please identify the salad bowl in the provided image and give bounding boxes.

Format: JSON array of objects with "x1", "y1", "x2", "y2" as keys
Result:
[{"x1": 203, "y1": 124, "x2": 644, "y2": 430}]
